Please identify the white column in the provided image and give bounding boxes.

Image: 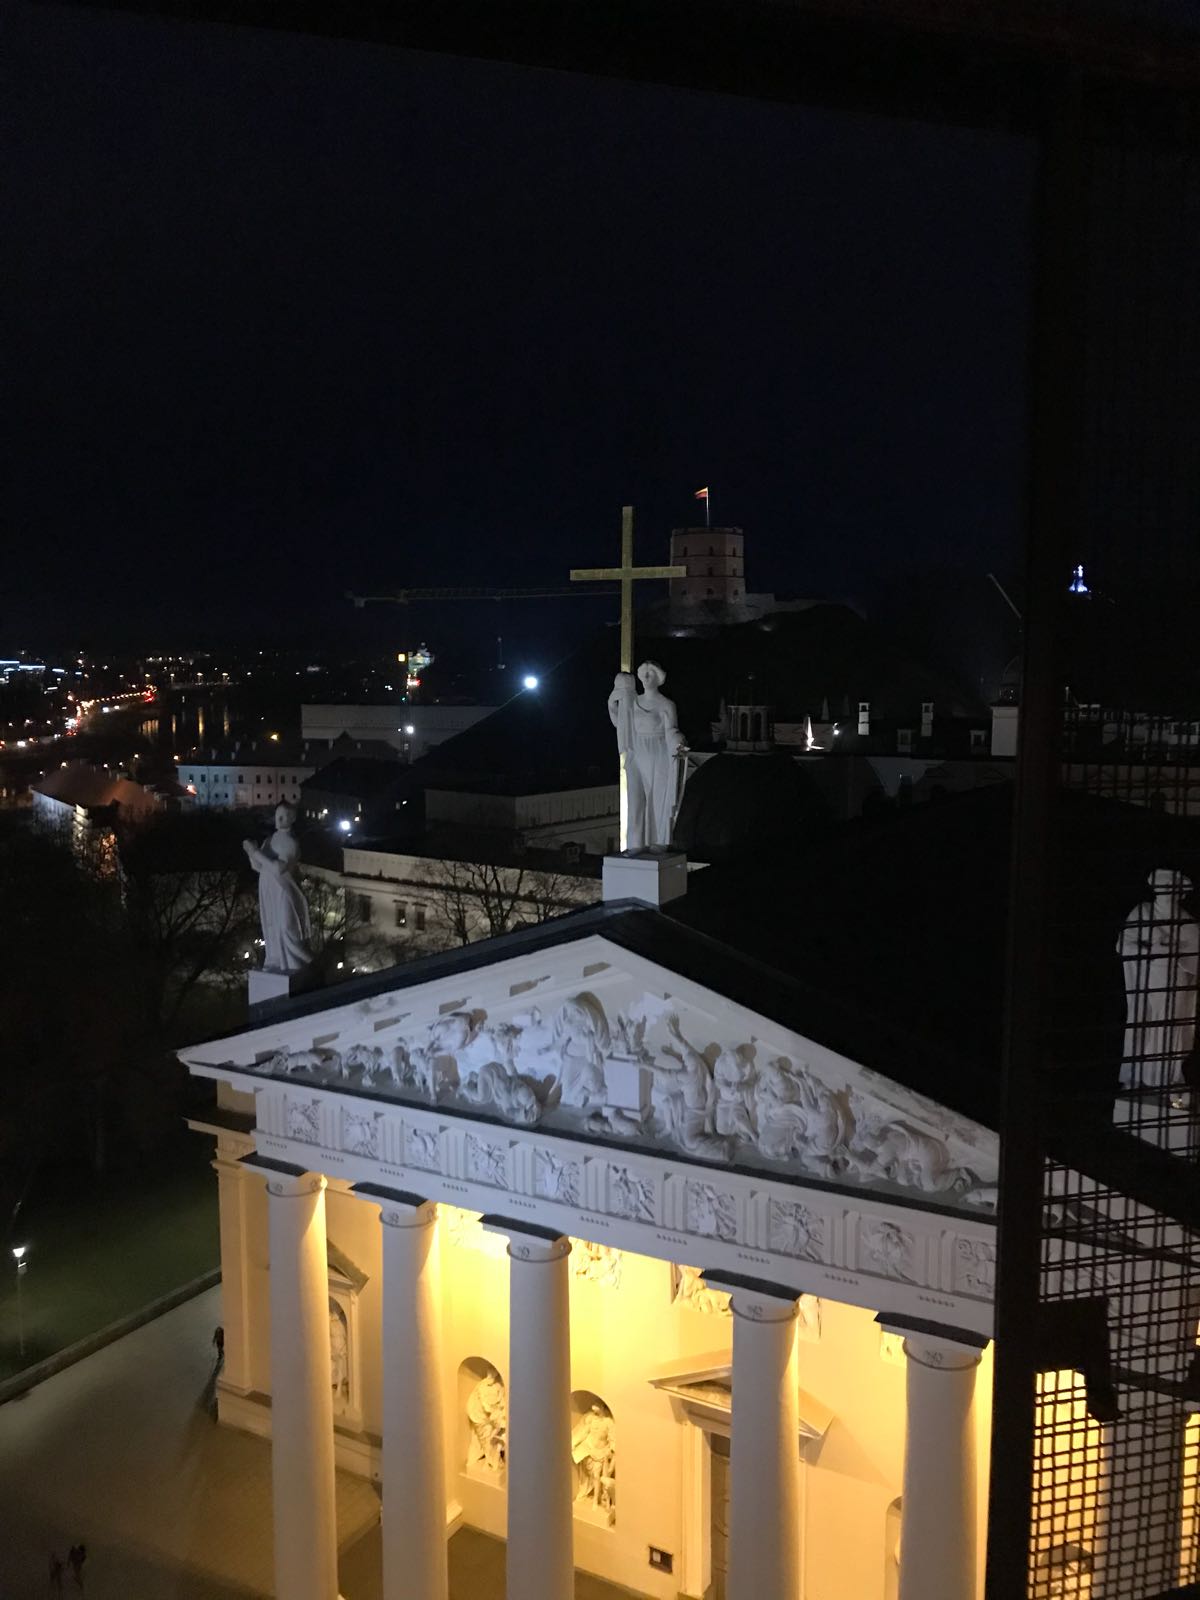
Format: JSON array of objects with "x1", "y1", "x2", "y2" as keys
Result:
[
  {"x1": 893, "y1": 1328, "x2": 983, "y2": 1600},
  {"x1": 727, "y1": 1287, "x2": 802, "y2": 1600},
  {"x1": 499, "y1": 1226, "x2": 574, "y2": 1600},
  {"x1": 378, "y1": 1197, "x2": 448, "y2": 1600},
  {"x1": 213, "y1": 1147, "x2": 253, "y2": 1395},
  {"x1": 262, "y1": 1163, "x2": 339, "y2": 1600}
]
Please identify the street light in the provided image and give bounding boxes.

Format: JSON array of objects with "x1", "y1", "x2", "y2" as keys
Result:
[
  {"x1": 12, "y1": 1246, "x2": 28, "y2": 1359},
  {"x1": 522, "y1": 675, "x2": 539, "y2": 691}
]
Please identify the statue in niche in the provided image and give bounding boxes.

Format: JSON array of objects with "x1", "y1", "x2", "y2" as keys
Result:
[
  {"x1": 466, "y1": 1369, "x2": 507, "y2": 1474},
  {"x1": 671, "y1": 1264, "x2": 731, "y2": 1317},
  {"x1": 1118, "y1": 869, "x2": 1199, "y2": 1090},
  {"x1": 329, "y1": 1300, "x2": 349, "y2": 1411},
  {"x1": 608, "y1": 662, "x2": 688, "y2": 849},
  {"x1": 243, "y1": 804, "x2": 312, "y2": 975},
  {"x1": 571, "y1": 1403, "x2": 616, "y2": 1521}
]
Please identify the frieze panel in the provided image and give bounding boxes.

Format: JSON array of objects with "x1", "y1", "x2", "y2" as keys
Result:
[
  {"x1": 466, "y1": 1133, "x2": 510, "y2": 1190},
  {"x1": 405, "y1": 1124, "x2": 442, "y2": 1172},
  {"x1": 952, "y1": 1237, "x2": 996, "y2": 1296},
  {"x1": 767, "y1": 1198, "x2": 827, "y2": 1262},
  {"x1": 606, "y1": 1164, "x2": 655, "y2": 1224},
  {"x1": 858, "y1": 1219, "x2": 919, "y2": 1284},
  {"x1": 285, "y1": 1096, "x2": 321, "y2": 1145},
  {"x1": 685, "y1": 1181, "x2": 737, "y2": 1242},
  {"x1": 535, "y1": 1150, "x2": 581, "y2": 1206},
  {"x1": 341, "y1": 1106, "x2": 382, "y2": 1161}
]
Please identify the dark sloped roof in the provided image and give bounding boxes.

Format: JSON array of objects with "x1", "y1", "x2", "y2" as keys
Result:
[
  {"x1": 674, "y1": 753, "x2": 833, "y2": 861},
  {"x1": 668, "y1": 783, "x2": 1200, "y2": 1127},
  {"x1": 201, "y1": 782, "x2": 1200, "y2": 1136},
  {"x1": 302, "y1": 757, "x2": 409, "y2": 798}
]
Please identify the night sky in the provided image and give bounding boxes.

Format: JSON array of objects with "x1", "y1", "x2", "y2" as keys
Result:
[{"x1": 4, "y1": 4, "x2": 1034, "y2": 658}]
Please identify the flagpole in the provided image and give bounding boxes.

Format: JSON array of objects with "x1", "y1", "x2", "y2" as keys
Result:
[{"x1": 706, "y1": 489, "x2": 711, "y2": 529}]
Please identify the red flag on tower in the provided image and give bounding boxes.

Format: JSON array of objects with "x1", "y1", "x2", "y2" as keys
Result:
[{"x1": 693, "y1": 487, "x2": 709, "y2": 500}]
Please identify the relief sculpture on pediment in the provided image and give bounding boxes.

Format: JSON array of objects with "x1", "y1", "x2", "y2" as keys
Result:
[{"x1": 236, "y1": 981, "x2": 995, "y2": 1211}]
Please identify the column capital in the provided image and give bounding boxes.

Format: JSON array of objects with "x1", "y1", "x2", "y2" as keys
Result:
[
  {"x1": 352, "y1": 1182, "x2": 437, "y2": 1229},
  {"x1": 877, "y1": 1312, "x2": 987, "y2": 1371},
  {"x1": 243, "y1": 1154, "x2": 326, "y2": 1199},
  {"x1": 480, "y1": 1214, "x2": 570, "y2": 1264},
  {"x1": 703, "y1": 1269, "x2": 799, "y2": 1323}
]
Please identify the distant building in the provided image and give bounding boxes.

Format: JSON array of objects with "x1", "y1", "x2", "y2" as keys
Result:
[
  {"x1": 424, "y1": 782, "x2": 618, "y2": 855},
  {"x1": 308, "y1": 838, "x2": 601, "y2": 960},
  {"x1": 31, "y1": 760, "x2": 181, "y2": 863},
  {"x1": 178, "y1": 745, "x2": 319, "y2": 810},
  {"x1": 300, "y1": 757, "x2": 413, "y2": 839},
  {"x1": 668, "y1": 526, "x2": 747, "y2": 606},
  {"x1": 301, "y1": 703, "x2": 495, "y2": 762}
]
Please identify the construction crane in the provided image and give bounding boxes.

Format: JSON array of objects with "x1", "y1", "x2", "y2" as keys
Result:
[{"x1": 346, "y1": 585, "x2": 617, "y2": 607}]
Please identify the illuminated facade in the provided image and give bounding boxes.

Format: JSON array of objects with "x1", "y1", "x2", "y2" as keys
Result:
[{"x1": 183, "y1": 898, "x2": 1002, "y2": 1600}]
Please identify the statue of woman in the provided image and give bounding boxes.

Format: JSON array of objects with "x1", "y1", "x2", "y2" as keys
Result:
[
  {"x1": 243, "y1": 803, "x2": 313, "y2": 975},
  {"x1": 630, "y1": 661, "x2": 687, "y2": 848},
  {"x1": 607, "y1": 671, "x2": 648, "y2": 849}
]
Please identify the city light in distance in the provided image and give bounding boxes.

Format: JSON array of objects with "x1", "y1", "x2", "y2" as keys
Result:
[
  {"x1": 338, "y1": 819, "x2": 352, "y2": 833},
  {"x1": 11, "y1": 1245, "x2": 27, "y2": 1262},
  {"x1": 522, "y1": 675, "x2": 539, "y2": 690}
]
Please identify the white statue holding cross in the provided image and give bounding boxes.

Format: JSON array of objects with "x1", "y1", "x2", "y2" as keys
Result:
[{"x1": 571, "y1": 506, "x2": 689, "y2": 850}]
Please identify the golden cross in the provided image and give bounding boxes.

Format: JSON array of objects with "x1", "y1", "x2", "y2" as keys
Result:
[{"x1": 571, "y1": 505, "x2": 685, "y2": 848}]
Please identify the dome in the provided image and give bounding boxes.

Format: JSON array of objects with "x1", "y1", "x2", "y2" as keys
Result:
[{"x1": 673, "y1": 753, "x2": 831, "y2": 863}]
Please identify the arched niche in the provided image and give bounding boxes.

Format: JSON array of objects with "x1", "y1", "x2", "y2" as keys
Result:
[
  {"x1": 459, "y1": 1357, "x2": 506, "y2": 1483},
  {"x1": 570, "y1": 1389, "x2": 616, "y2": 1527}
]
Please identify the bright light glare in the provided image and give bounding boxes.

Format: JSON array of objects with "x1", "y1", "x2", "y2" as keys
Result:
[
  {"x1": 11, "y1": 1245, "x2": 27, "y2": 1262},
  {"x1": 404, "y1": 724, "x2": 415, "y2": 735},
  {"x1": 522, "y1": 675, "x2": 539, "y2": 690},
  {"x1": 338, "y1": 819, "x2": 352, "y2": 833}
]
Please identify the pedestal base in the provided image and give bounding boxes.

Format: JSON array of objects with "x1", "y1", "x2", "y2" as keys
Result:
[
  {"x1": 602, "y1": 849, "x2": 687, "y2": 907},
  {"x1": 248, "y1": 968, "x2": 314, "y2": 1011}
]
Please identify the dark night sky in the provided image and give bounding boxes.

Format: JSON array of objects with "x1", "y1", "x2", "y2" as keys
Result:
[{"x1": 4, "y1": 3, "x2": 1035, "y2": 658}]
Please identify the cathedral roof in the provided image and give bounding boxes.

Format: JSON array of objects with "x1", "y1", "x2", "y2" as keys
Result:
[
  {"x1": 232, "y1": 783, "x2": 1200, "y2": 1140},
  {"x1": 673, "y1": 753, "x2": 832, "y2": 862}
]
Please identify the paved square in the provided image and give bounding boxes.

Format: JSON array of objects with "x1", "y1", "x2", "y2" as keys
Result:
[{"x1": 0, "y1": 1287, "x2": 641, "y2": 1599}]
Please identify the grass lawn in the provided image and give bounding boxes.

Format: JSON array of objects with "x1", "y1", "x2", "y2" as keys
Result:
[{"x1": 0, "y1": 1141, "x2": 219, "y2": 1382}]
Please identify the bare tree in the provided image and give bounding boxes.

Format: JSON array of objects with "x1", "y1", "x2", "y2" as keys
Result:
[
  {"x1": 418, "y1": 857, "x2": 587, "y2": 948},
  {"x1": 301, "y1": 871, "x2": 417, "y2": 981},
  {"x1": 117, "y1": 813, "x2": 257, "y2": 1034}
]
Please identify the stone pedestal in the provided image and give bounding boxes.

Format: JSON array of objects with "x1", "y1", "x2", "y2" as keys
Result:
[
  {"x1": 602, "y1": 848, "x2": 688, "y2": 907},
  {"x1": 727, "y1": 1288, "x2": 802, "y2": 1600},
  {"x1": 258, "y1": 1160, "x2": 339, "y2": 1600},
  {"x1": 248, "y1": 968, "x2": 299, "y2": 1008}
]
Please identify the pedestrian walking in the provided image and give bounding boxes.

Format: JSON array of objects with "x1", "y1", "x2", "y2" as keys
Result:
[{"x1": 48, "y1": 1553, "x2": 64, "y2": 1595}]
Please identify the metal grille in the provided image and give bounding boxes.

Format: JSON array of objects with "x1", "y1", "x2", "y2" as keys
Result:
[{"x1": 991, "y1": 83, "x2": 1200, "y2": 1600}]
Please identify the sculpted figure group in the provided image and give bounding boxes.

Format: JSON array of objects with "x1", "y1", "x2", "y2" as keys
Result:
[{"x1": 256, "y1": 991, "x2": 986, "y2": 1202}]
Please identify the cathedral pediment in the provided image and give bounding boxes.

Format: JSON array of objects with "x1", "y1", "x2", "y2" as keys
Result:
[{"x1": 181, "y1": 920, "x2": 998, "y2": 1218}]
